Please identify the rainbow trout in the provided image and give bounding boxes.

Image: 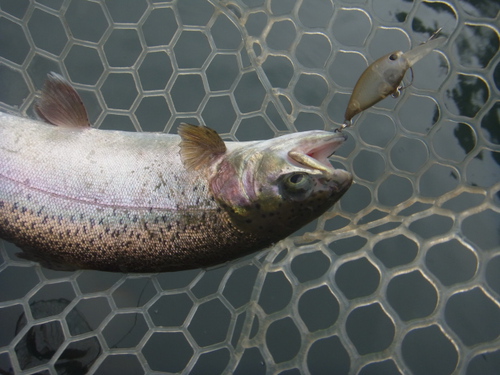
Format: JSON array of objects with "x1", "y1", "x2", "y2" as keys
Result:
[{"x1": 0, "y1": 73, "x2": 352, "y2": 272}]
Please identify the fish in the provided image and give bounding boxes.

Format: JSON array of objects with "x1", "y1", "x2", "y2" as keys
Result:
[
  {"x1": 0, "y1": 73, "x2": 352, "y2": 273},
  {"x1": 342, "y1": 33, "x2": 446, "y2": 129}
]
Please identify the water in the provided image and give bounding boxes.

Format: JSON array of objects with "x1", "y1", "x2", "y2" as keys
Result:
[{"x1": 0, "y1": 0, "x2": 499, "y2": 374}]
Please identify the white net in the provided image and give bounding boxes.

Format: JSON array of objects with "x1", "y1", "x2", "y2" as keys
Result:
[{"x1": 0, "y1": 0, "x2": 499, "y2": 374}]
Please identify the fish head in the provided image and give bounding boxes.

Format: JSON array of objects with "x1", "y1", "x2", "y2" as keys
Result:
[{"x1": 210, "y1": 131, "x2": 352, "y2": 238}]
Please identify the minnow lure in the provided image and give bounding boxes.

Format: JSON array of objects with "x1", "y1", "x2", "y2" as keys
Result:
[
  {"x1": 0, "y1": 73, "x2": 352, "y2": 273},
  {"x1": 341, "y1": 33, "x2": 446, "y2": 129}
]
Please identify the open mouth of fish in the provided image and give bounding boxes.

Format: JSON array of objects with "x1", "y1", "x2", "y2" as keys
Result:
[{"x1": 288, "y1": 133, "x2": 347, "y2": 176}]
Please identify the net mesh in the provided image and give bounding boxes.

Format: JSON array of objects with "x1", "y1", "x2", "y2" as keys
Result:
[{"x1": 0, "y1": 0, "x2": 499, "y2": 374}]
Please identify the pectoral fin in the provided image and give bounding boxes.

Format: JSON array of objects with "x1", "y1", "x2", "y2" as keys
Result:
[
  {"x1": 35, "y1": 72, "x2": 91, "y2": 128},
  {"x1": 178, "y1": 123, "x2": 227, "y2": 171}
]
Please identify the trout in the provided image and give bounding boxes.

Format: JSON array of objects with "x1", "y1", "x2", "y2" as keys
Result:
[{"x1": 0, "y1": 73, "x2": 352, "y2": 272}]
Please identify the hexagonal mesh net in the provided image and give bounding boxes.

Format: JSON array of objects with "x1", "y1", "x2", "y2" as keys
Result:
[{"x1": 0, "y1": 0, "x2": 499, "y2": 374}]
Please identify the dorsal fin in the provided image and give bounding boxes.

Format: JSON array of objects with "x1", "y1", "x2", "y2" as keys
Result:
[
  {"x1": 178, "y1": 123, "x2": 227, "y2": 171},
  {"x1": 35, "y1": 72, "x2": 91, "y2": 128}
]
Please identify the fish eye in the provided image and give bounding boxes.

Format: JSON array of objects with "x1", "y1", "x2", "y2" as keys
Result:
[
  {"x1": 389, "y1": 53, "x2": 399, "y2": 61},
  {"x1": 290, "y1": 173, "x2": 305, "y2": 184},
  {"x1": 282, "y1": 172, "x2": 314, "y2": 196}
]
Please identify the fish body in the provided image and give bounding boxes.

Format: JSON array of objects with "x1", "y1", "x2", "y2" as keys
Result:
[
  {"x1": 0, "y1": 74, "x2": 352, "y2": 272},
  {"x1": 344, "y1": 36, "x2": 446, "y2": 125}
]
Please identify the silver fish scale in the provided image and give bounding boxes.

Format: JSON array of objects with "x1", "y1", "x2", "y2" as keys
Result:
[{"x1": 0, "y1": 0, "x2": 499, "y2": 374}]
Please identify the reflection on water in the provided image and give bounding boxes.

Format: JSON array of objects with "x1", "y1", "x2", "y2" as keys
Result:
[
  {"x1": 446, "y1": 74, "x2": 489, "y2": 118},
  {"x1": 459, "y1": 0, "x2": 500, "y2": 18},
  {"x1": 456, "y1": 25, "x2": 499, "y2": 68},
  {"x1": 482, "y1": 102, "x2": 500, "y2": 146}
]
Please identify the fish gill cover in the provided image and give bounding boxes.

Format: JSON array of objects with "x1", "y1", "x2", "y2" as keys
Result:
[{"x1": 0, "y1": 0, "x2": 499, "y2": 374}]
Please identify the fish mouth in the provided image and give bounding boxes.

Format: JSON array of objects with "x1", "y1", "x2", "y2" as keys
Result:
[
  {"x1": 288, "y1": 132, "x2": 347, "y2": 175},
  {"x1": 334, "y1": 169, "x2": 354, "y2": 192}
]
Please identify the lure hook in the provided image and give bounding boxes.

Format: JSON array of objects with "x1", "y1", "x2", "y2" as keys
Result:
[{"x1": 393, "y1": 66, "x2": 414, "y2": 98}]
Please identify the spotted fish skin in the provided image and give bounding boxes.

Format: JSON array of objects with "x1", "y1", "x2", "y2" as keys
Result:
[
  {"x1": 0, "y1": 115, "x2": 260, "y2": 272},
  {"x1": 0, "y1": 74, "x2": 352, "y2": 272}
]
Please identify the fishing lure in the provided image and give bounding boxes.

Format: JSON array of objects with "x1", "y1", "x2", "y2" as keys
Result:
[{"x1": 341, "y1": 32, "x2": 446, "y2": 130}]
